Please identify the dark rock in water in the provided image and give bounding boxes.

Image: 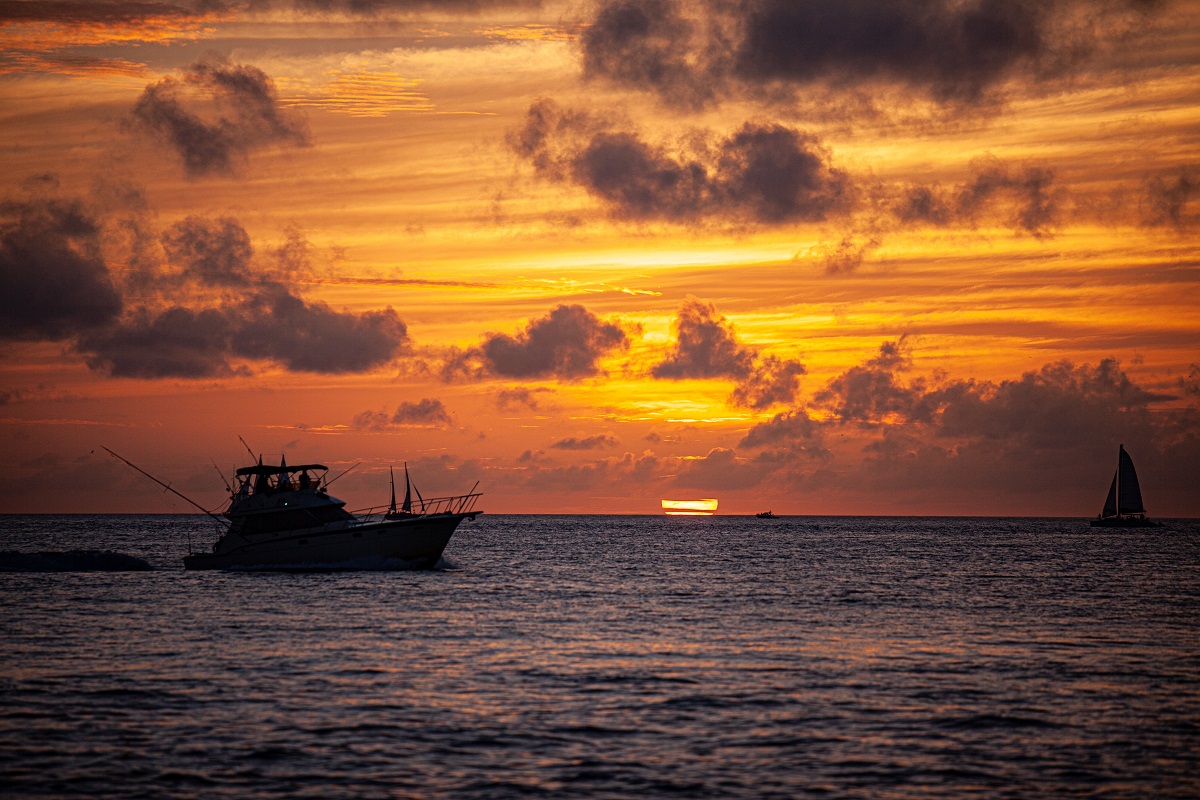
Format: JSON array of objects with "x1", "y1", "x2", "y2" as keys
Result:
[{"x1": 0, "y1": 550, "x2": 153, "y2": 571}]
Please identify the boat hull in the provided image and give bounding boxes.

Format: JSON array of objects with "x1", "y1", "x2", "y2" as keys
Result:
[
  {"x1": 1089, "y1": 517, "x2": 1162, "y2": 528},
  {"x1": 183, "y1": 513, "x2": 474, "y2": 570}
]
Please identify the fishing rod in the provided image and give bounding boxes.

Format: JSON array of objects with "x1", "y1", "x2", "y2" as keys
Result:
[
  {"x1": 237, "y1": 435, "x2": 257, "y2": 462},
  {"x1": 102, "y1": 447, "x2": 229, "y2": 530}
]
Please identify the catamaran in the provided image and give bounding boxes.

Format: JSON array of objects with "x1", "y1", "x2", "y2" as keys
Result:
[{"x1": 1091, "y1": 444, "x2": 1161, "y2": 528}]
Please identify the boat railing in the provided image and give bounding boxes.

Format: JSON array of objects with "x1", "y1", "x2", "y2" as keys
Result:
[{"x1": 353, "y1": 491, "x2": 483, "y2": 523}]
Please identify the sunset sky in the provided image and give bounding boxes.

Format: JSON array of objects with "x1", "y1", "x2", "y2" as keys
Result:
[{"x1": 2, "y1": 0, "x2": 1198, "y2": 516}]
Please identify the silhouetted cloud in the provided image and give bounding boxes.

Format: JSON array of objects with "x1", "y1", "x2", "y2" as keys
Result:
[
  {"x1": 653, "y1": 297, "x2": 806, "y2": 408},
  {"x1": 653, "y1": 297, "x2": 754, "y2": 380},
  {"x1": 77, "y1": 306, "x2": 240, "y2": 378},
  {"x1": 729, "y1": 355, "x2": 809, "y2": 410},
  {"x1": 1141, "y1": 167, "x2": 1197, "y2": 229},
  {"x1": 495, "y1": 386, "x2": 554, "y2": 411},
  {"x1": 813, "y1": 337, "x2": 924, "y2": 424},
  {"x1": 446, "y1": 304, "x2": 631, "y2": 380},
  {"x1": 550, "y1": 434, "x2": 618, "y2": 450},
  {"x1": 128, "y1": 56, "x2": 309, "y2": 178},
  {"x1": 895, "y1": 157, "x2": 1062, "y2": 237},
  {"x1": 510, "y1": 99, "x2": 850, "y2": 224},
  {"x1": 579, "y1": 0, "x2": 1160, "y2": 109},
  {"x1": 162, "y1": 215, "x2": 254, "y2": 286},
  {"x1": 739, "y1": 408, "x2": 828, "y2": 454},
  {"x1": 67, "y1": 213, "x2": 408, "y2": 377},
  {"x1": 354, "y1": 397, "x2": 452, "y2": 430},
  {"x1": 233, "y1": 285, "x2": 407, "y2": 373},
  {"x1": 0, "y1": 198, "x2": 123, "y2": 341}
]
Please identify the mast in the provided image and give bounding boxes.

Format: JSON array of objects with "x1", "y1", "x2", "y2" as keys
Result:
[
  {"x1": 388, "y1": 466, "x2": 398, "y2": 515},
  {"x1": 1108, "y1": 443, "x2": 1118, "y2": 520},
  {"x1": 402, "y1": 462, "x2": 412, "y2": 513}
]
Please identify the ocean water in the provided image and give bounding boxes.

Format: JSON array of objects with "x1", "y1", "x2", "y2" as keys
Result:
[{"x1": 1, "y1": 514, "x2": 1198, "y2": 799}]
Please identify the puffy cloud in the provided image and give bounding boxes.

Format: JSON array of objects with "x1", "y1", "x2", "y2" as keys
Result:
[
  {"x1": 579, "y1": 0, "x2": 1159, "y2": 109},
  {"x1": 739, "y1": 408, "x2": 828, "y2": 455},
  {"x1": 550, "y1": 434, "x2": 618, "y2": 450},
  {"x1": 813, "y1": 337, "x2": 924, "y2": 424},
  {"x1": 653, "y1": 297, "x2": 754, "y2": 380},
  {"x1": 233, "y1": 286, "x2": 407, "y2": 373},
  {"x1": 62, "y1": 212, "x2": 409, "y2": 377},
  {"x1": 128, "y1": 56, "x2": 309, "y2": 178},
  {"x1": 354, "y1": 397, "x2": 452, "y2": 430},
  {"x1": 77, "y1": 306, "x2": 239, "y2": 379},
  {"x1": 79, "y1": 292, "x2": 407, "y2": 378},
  {"x1": 0, "y1": 198, "x2": 123, "y2": 341},
  {"x1": 447, "y1": 304, "x2": 631, "y2": 381},
  {"x1": 737, "y1": 342, "x2": 1197, "y2": 509},
  {"x1": 510, "y1": 99, "x2": 850, "y2": 225},
  {"x1": 653, "y1": 297, "x2": 806, "y2": 408},
  {"x1": 728, "y1": 354, "x2": 809, "y2": 411}
]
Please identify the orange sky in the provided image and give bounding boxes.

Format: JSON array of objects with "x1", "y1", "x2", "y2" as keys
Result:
[{"x1": 2, "y1": 0, "x2": 1198, "y2": 516}]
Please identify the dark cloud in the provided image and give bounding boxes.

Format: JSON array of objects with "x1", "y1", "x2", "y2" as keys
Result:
[
  {"x1": 495, "y1": 386, "x2": 553, "y2": 411},
  {"x1": 739, "y1": 408, "x2": 828, "y2": 455},
  {"x1": 653, "y1": 297, "x2": 754, "y2": 380},
  {"x1": 729, "y1": 354, "x2": 808, "y2": 410},
  {"x1": 234, "y1": 285, "x2": 407, "y2": 373},
  {"x1": 448, "y1": 304, "x2": 630, "y2": 381},
  {"x1": 0, "y1": 198, "x2": 123, "y2": 341},
  {"x1": 895, "y1": 157, "x2": 1062, "y2": 237},
  {"x1": 72, "y1": 213, "x2": 408, "y2": 377},
  {"x1": 162, "y1": 216, "x2": 253, "y2": 286},
  {"x1": 77, "y1": 306, "x2": 239, "y2": 379},
  {"x1": 510, "y1": 99, "x2": 850, "y2": 225},
  {"x1": 735, "y1": 341, "x2": 1197, "y2": 510},
  {"x1": 550, "y1": 434, "x2": 618, "y2": 450},
  {"x1": 354, "y1": 397, "x2": 452, "y2": 430},
  {"x1": 922, "y1": 357, "x2": 1172, "y2": 449},
  {"x1": 1141, "y1": 168, "x2": 1197, "y2": 229},
  {"x1": 78, "y1": 290, "x2": 408, "y2": 378},
  {"x1": 813, "y1": 337, "x2": 924, "y2": 424},
  {"x1": 580, "y1": 1, "x2": 711, "y2": 108},
  {"x1": 128, "y1": 56, "x2": 309, "y2": 178},
  {"x1": 653, "y1": 297, "x2": 806, "y2": 409},
  {"x1": 580, "y1": 0, "x2": 1157, "y2": 109}
]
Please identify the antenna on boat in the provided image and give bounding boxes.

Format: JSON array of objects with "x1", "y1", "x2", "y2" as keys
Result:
[
  {"x1": 325, "y1": 462, "x2": 359, "y2": 487},
  {"x1": 102, "y1": 447, "x2": 229, "y2": 530}
]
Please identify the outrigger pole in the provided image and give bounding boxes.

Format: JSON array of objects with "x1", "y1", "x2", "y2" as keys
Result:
[{"x1": 102, "y1": 447, "x2": 229, "y2": 528}]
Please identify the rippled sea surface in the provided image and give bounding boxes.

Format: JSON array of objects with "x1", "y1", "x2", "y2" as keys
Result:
[{"x1": 2, "y1": 514, "x2": 1199, "y2": 799}]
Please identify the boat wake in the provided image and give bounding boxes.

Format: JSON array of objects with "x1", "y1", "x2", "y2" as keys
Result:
[
  {"x1": 224, "y1": 554, "x2": 457, "y2": 572},
  {"x1": 0, "y1": 550, "x2": 152, "y2": 572}
]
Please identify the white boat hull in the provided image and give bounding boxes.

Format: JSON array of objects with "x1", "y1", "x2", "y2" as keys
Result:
[{"x1": 182, "y1": 513, "x2": 474, "y2": 570}]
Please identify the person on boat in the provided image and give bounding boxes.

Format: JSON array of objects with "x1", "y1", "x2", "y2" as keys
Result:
[{"x1": 299, "y1": 470, "x2": 312, "y2": 490}]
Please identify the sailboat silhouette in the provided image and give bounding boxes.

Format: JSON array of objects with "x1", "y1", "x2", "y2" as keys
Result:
[{"x1": 1091, "y1": 445, "x2": 1162, "y2": 527}]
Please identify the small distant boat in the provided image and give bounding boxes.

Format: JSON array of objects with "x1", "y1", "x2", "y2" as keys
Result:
[
  {"x1": 755, "y1": 511, "x2": 776, "y2": 519},
  {"x1": 1090, "y1": 445, "x2": 1161, "y2": 528}
]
